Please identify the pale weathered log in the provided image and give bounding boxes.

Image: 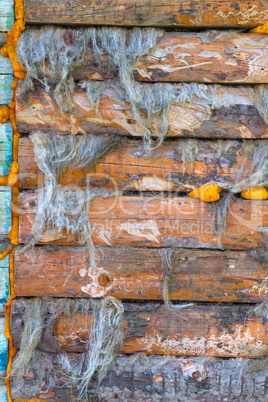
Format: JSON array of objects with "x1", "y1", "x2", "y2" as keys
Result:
[
  {"x1": 0, "y1": 255, "x2": 9, "y2": 317},
  {"x1": 11, "y1": 351, "x2": 268, "y2": 402},
  {"x1": 16, "y1": 84, "x2": 268, "y2": 138},
  {"x1": 0, "y1": 75, "x2": 13, "y2": 105},
  {"x1": 14, "y1": 246, "x2": 268, "y2": 303},
  {"x1": 23, "y1": 0, "x2": 268, "y2": 29},
  {"x1": 0, "y1": 0, "x2": 14, "y2": 32},
  {"x1": 19, "y1": 192, "x2": 268, "y2": 250},
  {"x1": 0, "y1": 187, "x2": 11, "y2": 242},
  {"x1": 18, "y1": 137, "x2": 257, "y2": 191},
  {"x1": 11, "y1": 300, "x2": 268, "y2": 358},
  {"x1": 0, "y1": 123, "x2": 12, "y2": 177}
]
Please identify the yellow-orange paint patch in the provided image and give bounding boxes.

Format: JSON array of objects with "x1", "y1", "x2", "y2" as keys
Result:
[
  {"x1": 241, "y1": 187, "x2": 268, "y2": 200},
  {"x1": 188, "y1": 184, "x2": 222, "y2": 202}
]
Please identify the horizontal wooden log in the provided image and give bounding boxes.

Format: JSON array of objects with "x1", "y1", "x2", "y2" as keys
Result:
[
  {"x1": 0, "y1": 187, "x2": 11, "y2": 241},
  {"x1": 23, "y1": 0, "x2": 268, "y2": 29},
  {"x1": 10, "y1": 351, "x2": 268, "y2": 402},
  {"x1": 14, "y1": 246, "x2": 268, "y2": 303},
  {"x1": 0, "y1": 0, "x2": 14, "y2": 31},
  {"x1": 0, "y1": 33, "x2": 12, "y2": 75},
  {"x1": 11, "y1": 300, "x2": 268, "y2": 358},
  {"x1": 0, "y1": 123, "x2": 12, "y2": 176},
  {"x1": 19, "y1": 193, "x2": 268, "y2": 250},
  {"x1": 18, "y1": 31, "x2": 268, "y2": 84},
  {"x1": 0, "y1": 75, "x2": 13, "y2": 105},
  {"x1": 19, "y1": 137, "x2": 257, "y2": 191},
  {"x1": 16, "y1": 83, "x2": 268, "y2": 138},
  {"x1": 0, "y1": 317, "x2": 8, "y2": 377},
  {"x1": 0, "y1": 255, "x2": 9, "y2": 316}
]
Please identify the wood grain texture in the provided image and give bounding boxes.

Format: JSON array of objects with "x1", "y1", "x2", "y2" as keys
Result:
[
  {"x1": 0, "y1": 0, "x2": 14, "y2": 31},
  {"x1": 23, "y1": 0, "x2": 268, "y2": 28},
  {"x1": 0, "y1": 75, "x2": 13, "y2": 105},
  {"x1": 0, "y1": 318, "x2": 8, "y2": 378},
  {"x1": 19, "y1": 192, "x2": 268, "y2": 250},
  {"x1": 16, "y1": 83, "x2": 268, "y2": 139},
  {"x1": 0, "y1": 123, "x2": 13, "y2": 176},
  {"x1": 19, "y1": 137, "x2": 258, "y2": 191},
  {"x1": 11, "y1": 300, "x2": 268, "y2": 358},
  {"x1": 0, "y1": 187, "x2": 11, "y2": 241},
  {"x1": 0, "y1": 255, "x2": 9, "y2": 317},
  {"x1": 10, "y1": 352, "x2": 268, "y2": 402},
  {"x1": 17, "y1": 31, "x2": 268, "y2": 84},
  {"x1": 14, "y1": 246, "x2": 268, "y2": 303}
]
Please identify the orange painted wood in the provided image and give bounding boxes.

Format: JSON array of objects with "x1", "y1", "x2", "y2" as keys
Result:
[
  {"x1": 23, "y1": 0, "x2": 268, "y2": 28},
  {"x1": 11, "y1": 300, "x2": 268, "y2": 358},
  {"x1": 16, "y1": 83, "x2": 268, "y2": 138},
  {"x1": 14, "y1": 246, "x2": 268, "y2": 302},
  {"x1": 18, "y1": 193, "x2": 268, "y2": 250},
  {"x1": 19, "y1": 137, "x2": 256, "y2": 191}
]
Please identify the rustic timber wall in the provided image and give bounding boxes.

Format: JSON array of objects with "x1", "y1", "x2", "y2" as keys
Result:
[{"x1": 1, "y1": 0, "x2": 268, "y2": 401}]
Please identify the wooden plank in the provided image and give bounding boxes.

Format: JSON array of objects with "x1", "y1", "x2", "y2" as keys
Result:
[
  {"x1": 10, "y1": 352, "x2": 268, "y2": 401},
  {"x1": 0, "y1": 123, "x2": 13, "y2": 176},
  {"x1": 0, "y1": 385, "x2": 7, "y2": 402},
  {"x1": 19, "y1": 137, "x2": 259, "y2": 191},
  {"x1": 22, "y1": 0, "x2": 268, "y2": 29},
  {"x1": 17, "y1": 31, "x2": 268, "y2": 84},
  {"x1": 0, "y1": 75, "x2": 13, "y2": 105},
  {"x1": 0, "y1": 255, "x2": 9, "y2": 317},
  {"x1": 0, "y1": 318, "x2": 8, "y2": 378},
  {"x1": 19, "y1": 193, "x2": 268, "y2": 250},
  {"x1": 0, "y1": 33, "x2": 12, "y2": 75},
  {"x1": 0, "y1": 187, "x2": 11, "y2": 241},
  {"x1": 11, "y1": 301, "x2": 268, "y2": 358},
  {"x1": 16, "y1": 83, "x2": 268, "y2": 139},
  {"x1": 14, "y1": 246, "x2": 268, "y2": 303},
  {"x1": 0, "y1": 0, "x2": 14, "y2": 32}
]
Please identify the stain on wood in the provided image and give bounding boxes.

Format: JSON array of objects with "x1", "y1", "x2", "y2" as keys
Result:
[
  {"x1": 19, "y1": 192, "x2": 268, "y2": 250},
  {"x1": 16, "y1": 83, "x2": 268, "y2": 139},
  {"x1": 11, "y1": 300, "x2": 268, "y2": 358},
  {"x1": 19, "y1": 137, "x2": 263, "y2": 191},
  {"x1": 23, "y1": 0, "x2": 268, "y2": 29},
  {"x1": 10, "y1": 351, "x2": 268, "y2": 401},
  {"x1": 14, "y1": 246, "x2": 268, "y2": 302}
]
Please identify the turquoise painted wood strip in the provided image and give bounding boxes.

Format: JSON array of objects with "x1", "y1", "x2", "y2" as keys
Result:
[
  {"x1": 0, "y1": 0, "x2": 14, "y2": 32},
  {"x1": 0, "y1": 75, "x2": 13, "y2": 105},
  {"x1": 0, "y1": 385, "x2": 7, "y2": 402},
  {"x1": 0, "y1": 318, "x2": 7, "y2": 377},
  {"x1": 0, "y1": 256, "x2": 9, "y2": 317},
  {"x1": 0, "y1": 123, "x2": 12, "y2": 176},
  {"x1": 0, "y1": 187, "x2": 11, "y2": 237}
]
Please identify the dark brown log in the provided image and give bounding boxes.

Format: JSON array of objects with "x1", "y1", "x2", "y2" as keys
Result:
[
  {"x1": 19, "y1": 192, "x2": 268, "y2": 250},
  {"x1": 11, "y1": 300, "x2": 268, "y2": 358},
  {"x1": 23, "y1": 0, "x2": 268, "y2": 28},
  {"x1": 16, "y1": 84, "x2": 268, "y2": 138},
  {"x1": 11, "y1": 351, "x2": 268, "y2": 401},
  {"x1": 18, "y1": 137, "x2": 257, "y2": 191},
  {"x1": 14, "y1": 246, "x2": 268, "y2": 303}
]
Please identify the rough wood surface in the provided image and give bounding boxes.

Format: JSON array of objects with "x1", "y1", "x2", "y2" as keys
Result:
[
  {"x1": 0, "y1": 187, "x2": 11, "y2": 241},
  {"x1": 10, "y1": 351, "x2": 268, "y2": 402},
  {"x1": 0, "y1": 0, "x2": 14, "y2": 31},
  {"x1": 0, "y1": 123, "x2": 13, "y2": 177},
  {"x1": 19, "y1": 192, "x2": 268, "y2": 250},
  {"x1": 0, "y1": 318, "x2": 7, "y2": 378},
  {"x1": 23, "y1": 0, "x2": 268, "y2": 28},
  {"x1": 0, "y1": 255, "x2": 9, "y2": 316},
  {"x1": 11, "y1": 300, "x2": 268, "y2": 358},
  {"x1": 16, "y1": 83, "x2": 268, "y2": 139},
  {"x1": 0, "y1": 75, "x2": 13, "y2": 105},
  {"x1": 19, "y1": 137, "x2": 258, "y2": 191},
  {"x1": 16, "y1": 31, "x2": 268, "y2": 84},
  {"x1": 14, "y1": 246, "x2": 268, "y2": 302}
]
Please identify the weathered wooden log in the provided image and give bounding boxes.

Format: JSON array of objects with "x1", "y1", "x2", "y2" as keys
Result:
[
  {"x1": 0, "y1": 317, "x2": 8, "y2": 378},
  {"x1": 14, "y1": 246, "x2": 268, "y2": 302},
  {"x1": 19, "y1": 137, "x2": 257, "y2": 191},
  {"x1": 0, "y1": 187, "x2": 11, "y2": 242},
  {"x1": 10, "y1": 351, "x2": 268, "y2": 401},
  {"x1": 0, "y1": 33, "x2": 12, "y2": 74},
  {"x1": 0, "y1": 123, "x2": 12, "y2": 177},
  {"x1": 17, "y1": 31, "x2": 268, "y2": 83},
  {"x1": 19, "y1": 192, "x2": 268, "y2": 250},
  {"x1": 16, "y1": 83, "x2": 268, "y2": 138},
  {"x1": 0, "y1": 255, "x2": 9, "y2": 316},
  {"x1": 11, "y1": 300, "x2": 268, "y2": 358},
  {"x1": 0, "y1": 75, "x2": 13, "y2": 105},
  {"x1": 0, "y1": 0, "x2": 14, "y2": 32},
  {"x1": 23, "y1": 0, "x2": 268, "y2": 29}
]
